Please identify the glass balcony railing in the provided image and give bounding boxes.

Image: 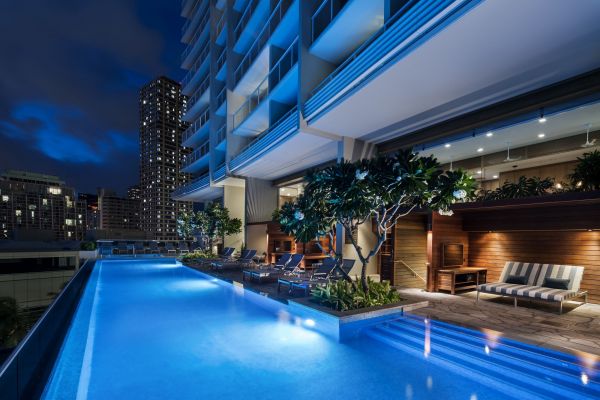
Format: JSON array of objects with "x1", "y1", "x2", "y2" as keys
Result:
[
  {"x1": 182, "y1": 0, "x2": 209, "y2": 38},
  {"x1": 232, "y1": 38, "x2": 298, "y2": 130},
  {"x1": 215, "y1": 11, "x2": 227, "y2": 38},
  {"x1": 233, "y1": 0, "x2": 292, "y2": 86},
  {"x1": 183, "y1": 140, "x2": 210, "y2": 169},
  {"x1": 183, "y1": 107, "x2": 210, "y2": 143},
  {"x1": 181, "y1": 11, "x2": 211, "y2": 65},
  {"x1": 182, "y1": 43, "x2": 210, "y2": 91},
  {"x1": 213, "y1": 162, "x2": 227, "y2": 181},
  {"x1": 216, "y1": 47, "x2": 227, "y2": 72},
  {"x1": 216, "y1": 87, "x2": 227, "y2": 109},
  {"x1": 173, "y1": 172, "x2": 210, "y2": 198},
  {"x1": 233, "y1": 0, "x2": 259, "y2": 43},
  {"x1": 216, "y1": 124, "x2": 227, "y2": 145},
  {"x1": 311, "y1": 0, "x2": 349, "y2": 42},
  {"x1": 186, "y1": 74, "x2": 210, "y2": 108}
]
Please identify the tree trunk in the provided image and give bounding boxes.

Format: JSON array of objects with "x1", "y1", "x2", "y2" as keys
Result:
[{"x1": 360, "y1": 261, "x2": 368, "y2": 293}]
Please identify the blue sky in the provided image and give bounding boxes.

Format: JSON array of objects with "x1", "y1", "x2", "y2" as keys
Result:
[{"x1": 0, "y1": 0, "x2": 183, "y2": 195}]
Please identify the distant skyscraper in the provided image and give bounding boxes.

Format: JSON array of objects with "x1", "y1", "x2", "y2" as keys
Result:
[
  {"x1": 127, "y1": 184, "x2": 141, "y2": 201},
  {"x1": 139, "y1": 77, "x2": 192, "y2": 240},
  {"x1": 78, "y1": 192, "x2": 99, "y2": 231},
  {"x1": 97, "y1": 188, "x2": 141, "y2": 232}
]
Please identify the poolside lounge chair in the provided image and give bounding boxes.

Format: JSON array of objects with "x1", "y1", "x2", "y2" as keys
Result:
[
  {"x1": 243, "y1": 253, "x2": 303, "y2": 283},
  {"x1": 197, "y1": 247, "x2": 235, "y2": 266},
  {"x1": 116, "y1": 242, "x2": 130, "y2": 255},
  {"x1": 178, "y1": 241, "x2": 190, "y2": 254},
  {"x1": 213, "y1": 249, "x2": 257, "y2": 270},
  {"x1": 289, "y1": 259, "x2": 356, "y2": 296},
  {"x1": 149, "y1": 241, "x2": 160, "y2": 254},
  {"x1": 133, "y1": 241, "x2": 146, "y2": 255},
  {"x1": 164, "y1": 242, "x2": 177, "y2": 255},
  {"x1": 477, "y1": 261, "x2": 587, "y2": 314},
  {"x1": 277, "y1": 257, "x2": 337, "y2": 294},
  {"x1": 98, "y1": 242, "x2": 114, "y2": 257}
]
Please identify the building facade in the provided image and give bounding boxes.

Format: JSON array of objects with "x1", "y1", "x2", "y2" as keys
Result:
[
  {"x1": 176, "y1": 0, "x2": 600, "y2": 274},
  {"x1": 78, "y1": 192, "x2": 99, "y2": 232},
  {"x1": 139, "y1": 77, "x2": 193, "y2": 240},
  {"x1": 97, "y1": 188, "x2": 141, "y2": 232},
  {"x1": 0, "y1": 171, "x2": 86, "y2": 240}
]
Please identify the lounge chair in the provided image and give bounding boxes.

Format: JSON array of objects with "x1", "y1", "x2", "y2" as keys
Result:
[
  {"x1": 116, "y1": 241, "x2": 130, "y2": 255},
  {"x1": 98, "y1": 242, "x2": 114, "y2": 257},
  {"x1": 178, "y1": 241, "x2": 190, "y2": 254},
  {"x1": 213, "y1": 249, "x2": 257, "y2": 270},
  {"x1": 133, "y1": 241, "x2": 146, "y2": 255},
  {"x1": 289, "y1": 258, "x2": 356, "y2": 296},
  {"x1": 148, "y1": 241, "x2": 160, "y2": 254},
  {"x1": 243, "y1": 253, "x2": 303, "y2": 283},
  {"x1": 198, "y1": 247, "x2": 235, "y2": 266},
  {"x1": 277, "y1": 257, "x2": 337, "y2": 294},
  {"x1": 477, "y1": 261, "x2": 587, "y2": 314},
  {"x1": 164, "y1": 242, "x2": 177, "y2": 255}
]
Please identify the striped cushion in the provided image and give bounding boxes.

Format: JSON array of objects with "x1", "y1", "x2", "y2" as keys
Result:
[
  {"x1": 478, "y1": 283, "x2": 579, "y2": 302},
  {"x1": 498, "y1": 262, "x2": 541, "y2": 286},
  {"x1": 534, "y1": 264, "x2": 584, "y2": 292}
]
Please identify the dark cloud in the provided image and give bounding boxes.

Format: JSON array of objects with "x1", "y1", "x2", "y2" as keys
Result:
[{"x1": 0, "y1": 0, "x2": 183, "y2": 194}]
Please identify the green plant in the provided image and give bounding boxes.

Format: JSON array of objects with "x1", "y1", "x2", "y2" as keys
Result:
[
  {"x1": 80, "y1": 241, "x2": 96, "y2": 251},
  {"x1": 181, "y1": 249, "x2": 216, "y2": 261},
  {"x1": 277, "y1": 150, "x2": 476, "y2": 294},
  {"x1": 569, "y1": 150, "x2": 600, "y2": 191},
  {"x1": 177, "y1": 211, "x2": 198, "y2": 239},
  {"x1": 177, "y1": 203, "x2": 242, "y2": 248},
  {"x1": 311, "y1": 278, "x2": 402, "y2": 311},
  {"x1": 0, "y1": 297, "x2": 26, "y2": 349},
  {"x1": 477, "y1": 176, "x2": 554, "y2": 201}
]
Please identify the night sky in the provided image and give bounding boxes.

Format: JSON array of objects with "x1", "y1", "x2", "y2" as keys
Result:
[{"x1": 0, "y1": 1, "x2": 183, "y2": 195}]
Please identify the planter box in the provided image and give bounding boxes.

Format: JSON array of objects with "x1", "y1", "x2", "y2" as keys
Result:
[
  {"x1": 288, "y1": 297, "x2": 429, "y2": 342},
  {"x1": 78, "y1": 250, "x2": 97, "y2": 259}
]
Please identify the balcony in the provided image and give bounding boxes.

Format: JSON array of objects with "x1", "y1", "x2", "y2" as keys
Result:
[
  {"x1": 230, "y1": 107, "x2": 298, "y2": 173},
  {"x1": 181, "y1": 15, "x2": 210, "y2": 69},
  {"x1": 215, "y1": 125, "x2": 227, "y2": 151},
  {"x1": 233, "y1": 0, "x2": 267, "y2": 53},
  {"x1": 213, "y1": 162, "x2": 227, "y2": 182},
  {"x1": 184, "y1": 74, "x2": 210, "y2": 119},
  {"x1": 172, "y1": 172, "x2": 210, "y2": 200},
  {"x1": 181, "y1": 0, "x2": 196, "y2": 18},
  {"x1": 182, "y1": 140, "x2": 210, "y2": 173},
  {"x1": 182, "y1": 108, "x2": 210, "y2": 147},
  {"x1": 215, "y1": 11, "x2": 227, "y2": 46},
  {"x1": 215, "y1": 47, "x2": 227, "y2": 82},
  {"x1": 182, "y1": 46, "x2": 210, "y2": 95},
  {"x1": 233, "y1": 0, "x2": 293, "y2": 87},
  {"x1": 215, "y1": 87, "x2": 227, "y2": 116},
  {"x1": 232, "y1": 38, "x2": 299, "y2": 136},
  {"x1": 181, "y1": 0, "x2": 209, "y2": 43}
]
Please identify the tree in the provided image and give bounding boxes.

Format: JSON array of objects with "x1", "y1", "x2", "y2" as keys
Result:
[
  {"x1": 195, "y1": 202, "x2": 242, "y2": 250},
  {"x1": 176, "y1": 210, "x2": 198, "y2": 240},
  {"x1": 277, "y1": 150, "x2": 476, "y2": 294},
  {"x1": 569, "y1": 150, "x2": 600, "y2": 191}
]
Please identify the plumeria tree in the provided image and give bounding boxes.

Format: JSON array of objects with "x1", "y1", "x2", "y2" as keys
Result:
[
  {"x1": 277, "y1": 150, "x2": 476, "y2": 294},
  {"x1": 176, "y1": 203, "x2": 242, "y2": 250}
]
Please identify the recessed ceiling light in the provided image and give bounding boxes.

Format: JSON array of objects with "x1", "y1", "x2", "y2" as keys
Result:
[
  {"x1": 477, "y1": 148, "x2": 484, "y2": 152},
  {"x1": 444, "y1": 143, "x2": 451, "y2": 148},
  {"x1": 492, "y1": 175, "x2": 498, "y2": 179},
  {"x1": 538, "y1": 117, "x2": 546, "y2": 123},
  {"x1": 477, "y1": 170, "x2": 482, "y2": 174},
  {"x1": 486, "y1": 132, "x2": 493, "y2": 137},
  {"x1": 537, "y1": 133, "x2": 546, "y2": 138}
]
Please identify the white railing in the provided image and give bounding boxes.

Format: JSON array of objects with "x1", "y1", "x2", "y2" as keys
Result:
[
  {"x1": 311, "y1": 0, "x2": 349, "y2": 42},
  {"x1": 183, "y1": 140, "x2": 210, "y2": 168},
  {"x1": 182, "y1": 42, "x2": 210, "y2": 89},
  {"x1": 183, "y1": 107, "x2": 210, "y2": 143},
  {"x1": 215, "y1": 10, "x2": 227, "y2": 38},
  {"x1": 216, "y1": 124, "x2": 227, "y2": 144},
  {"x1": 234, "y1": 0, "x2": 259, "y2": 42}
]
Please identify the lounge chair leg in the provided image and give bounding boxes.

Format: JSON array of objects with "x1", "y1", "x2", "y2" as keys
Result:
[
  {"x1": 513, "y1": 297, "x2": 517, "y2": 308},
  {"x1": 559, "y1": 301, "x2": 563, "y2": 315},
  {"x1": 476, "y1": 290, "x2": 479, "y2": 303}
]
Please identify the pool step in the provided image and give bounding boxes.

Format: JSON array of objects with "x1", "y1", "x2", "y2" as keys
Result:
[{"x1": 364, "y1": 316, "x2": 599, "y2": 400}]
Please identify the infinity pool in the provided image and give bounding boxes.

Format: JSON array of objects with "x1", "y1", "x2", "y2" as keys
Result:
[{"x1": 43, "y1": 260, "x2": 597, "y2": 399}]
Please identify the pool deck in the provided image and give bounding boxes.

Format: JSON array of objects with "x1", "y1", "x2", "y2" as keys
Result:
[
  {"x1": 397, "y1": 288, "x2": 600, "y2": 357},
  {"x1": 184, "y1": 261, "x2": 600, "y2": 357}
]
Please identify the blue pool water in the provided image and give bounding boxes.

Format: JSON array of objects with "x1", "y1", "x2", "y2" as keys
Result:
[{"x1": 43, "y1": 260, "x2": 598, "y2": 399}]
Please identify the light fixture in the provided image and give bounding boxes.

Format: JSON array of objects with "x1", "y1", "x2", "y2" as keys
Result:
[
  {"x1": 477, "y1": 170, "x2": 482, "y2": 174},
  {"x1": 582, "y1": 123, "x2": 596, "y2": 147},
  {"x1": 576, "y1": 181, "x2": 583, "y2": 188},
  {"x1": 537, "y1": 133, "x2": 546, "y2": 138},
  {"x1": 581, "y1": 373, "x2": 589, "y2": 385},
  {"x1": 477, "y1": 147, "x2": 484, "y2": 153},
  {"x1": 503, "y1": 141, "x2": 521, "y2": 162},
  {"x1": 555, "y1": 183, "x2": 563, "y2": 189},
  {"x1": 486, "y1": 131, "x2": 493, "y2": 137},
  {"x1": 538, "y1": 108, "x2": 546, "y2": 123},
  {"x1": 493, "y1": 175, "x2": 498, "y2": 179},
  {"x1": 444, "y1": 143, "x2": 451, "y2": 148}
]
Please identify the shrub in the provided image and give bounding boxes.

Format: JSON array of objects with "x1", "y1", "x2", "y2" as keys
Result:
[
  {"x1": 311, "y1": 278, "x2": 402, "y2": 312},
  {"x1": 181, "y1": 249, "x2": 216, "y2": 261},
  {"x1": 569, "y1": 150, "x2": 600, "y2": 191},
  {"x1": 80, "y1": 241, "x2": 96, "y2": 251}
]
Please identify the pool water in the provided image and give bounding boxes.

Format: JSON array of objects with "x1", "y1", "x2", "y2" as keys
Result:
[{"x1": 43, "y1": 260, "x2": 597, "y2": 399}]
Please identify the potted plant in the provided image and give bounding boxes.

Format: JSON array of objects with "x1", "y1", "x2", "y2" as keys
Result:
[{"x1": 569, "y1": 149, "x2": 600, "y2": 191}]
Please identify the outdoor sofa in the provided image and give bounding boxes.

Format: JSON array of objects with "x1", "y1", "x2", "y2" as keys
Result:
[{"x1": 477, "y1": 261, "x2": 587, "y2": 314}]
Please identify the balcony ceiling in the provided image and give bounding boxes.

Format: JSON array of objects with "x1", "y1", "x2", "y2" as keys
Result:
[{"x1": 309, "y1": 0, "x2": 600, "y2": 144}]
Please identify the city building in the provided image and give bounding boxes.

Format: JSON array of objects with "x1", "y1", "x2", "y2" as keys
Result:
[
  {"x1": 127, "y1": 184, "x2": 142, "y2": 201},
  {"x1": 139, "y1": 76, "x2": 193, "y2": 240},
  {"x1": 97, "y1": 188, "x2": 141, "y2": 232},
  {"x1": 0, "y1": 170, "x2": 86, "y2": 240},
  {"x1": 78, "y1": 192, "x2": 99, "y2": 232},
  {"x1": 176, "y1": 1, "x2": 600, "y2": 283}
]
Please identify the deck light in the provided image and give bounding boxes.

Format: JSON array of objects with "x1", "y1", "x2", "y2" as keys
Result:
[
  {"x1": 492, "y1": 175, "x2": 498, "y2": 179},
  {"x1": 537, "y1": 133, "x2": 546, "y2": 138},
  {"x1": 581, "y1": 373, "x2": 589, "y2": 385},
  {"x1": 477, "y1": 148, "x2": 484, "y2": 153},
  {"x1": 484, "y1": 345, "x2": 490, "y2": 355},
  {"x1": 304, "y1": 318, "x2": 316, "y2": 327},
  {"x1": 555, "y1": 183, "x2": 563, "y2": 189}
]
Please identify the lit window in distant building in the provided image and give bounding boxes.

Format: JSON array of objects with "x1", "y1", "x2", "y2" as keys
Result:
[
  {"x1": 42, "y1": 198, "x2": 48, "y2": 205},
  {"x1": 48, "y1": 187, "x2": 62, "y2": 195},
  {"x1": 65, "y1": 219, "x2": 74, "y2": 226},
  {"x1": 1, "y1": 195, "x2": 8, "y2": 202},
  {"x1": 15, "y1": 210, "x2": 22, "y2": 216}
]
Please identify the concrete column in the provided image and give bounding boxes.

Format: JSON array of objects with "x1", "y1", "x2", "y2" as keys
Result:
[{"x1": 223, "y1": 184, "x2": 245, "y2": 250}]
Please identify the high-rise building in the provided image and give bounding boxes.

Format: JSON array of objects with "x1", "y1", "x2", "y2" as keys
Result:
[
  {"x1": 97, "y1": 188, "x2": 141, "y2": 232},
  {"x1": 78, "y1": 192, "x2": 99, "y2": 232},
  {"x1": 127, "y1": 184, "x2": 142, "y2": 201},
  {"x1": 0, "y1": 170, "x2": 86, "y2": 240},
  {"x1": 176, "y1": 0, "x2": 600, "y2": 277},
  {"x1": 139, "y1": 76, "x2": 192, "y2": 240}
]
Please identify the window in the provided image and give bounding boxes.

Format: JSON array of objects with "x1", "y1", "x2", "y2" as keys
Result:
[
  {"x1": 15, "y1": 210, "x2": 22, "y2": 216},
  {"x1": 1, "y1": 195, "x2": 8, "y2": 202},
  {"x1": 65, "y1": 219, "x2": 74, "y2": 226},
  {"x1": 48, "y1": 187, "x2": 62, "y2": 195},
  {"x1": 42, "y1": 199, "x2": 48, "y2": 206}
]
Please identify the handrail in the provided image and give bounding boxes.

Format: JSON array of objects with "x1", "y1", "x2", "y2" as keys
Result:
[
  {"x1": 216, "y1": 47, "x2": 227, "y2": 72},
  {"x1": 173, "y1": 172, "x2": 210, "y2": 197},
  {"x1": 215, "y1": 10, "x2": 227, "y2": 38},
  {"x1": 398, "y1": 259, "x2": 426, "y2": 283},
  {"x1": 232, "y1": 37, "x2": 298, "y2": 130},
  {"x1": 216, "y1": 86, "x2": 227, "y2": 108},
  {"x1": 311, "y1": 0, "x2": 349, "y2": 43},
  {"x1": 216, "y1": 124, "x2": 227, "y2": 144},
  {"x1": 183, "y1": 107, "x2": 210, "y2": 142},
  {"x1": 182, "y1": 41, "x2": 210, "y2": 89},
  {"x1": 234, "y1": 0, "x2": 259, "y2": 42},
  {"x1": 182, "y1": 0, "x2": 209, "y2": 37},
  {"x1": 236, "y1": 106, "x2": 297, "y2": 155},
  {"x1": 233, "y1": 0, "x2": 292, "y2": 85},
  {"x1": 183, "y1": 140, "x2": 210, "y2": 168},
  {"x1": 309, "y1": 0, "x2": 419, "y2": 98},
  {"x1": 186, "y1": 73, "x2": 210, "y2": 107}
]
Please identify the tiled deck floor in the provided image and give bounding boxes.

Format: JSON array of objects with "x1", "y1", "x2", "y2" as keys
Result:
[{"x1": 397, "y1": 288, "x2": 600, "y2": 357}]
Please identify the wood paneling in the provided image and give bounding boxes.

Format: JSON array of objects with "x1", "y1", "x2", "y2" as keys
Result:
[
  {"x1": 469, "y1": 231, "x2": 600, "y2": 303},
  {"x1": 393, "y1": 215, "x2": 427, "y2": 289},
  {"x1": 428, "y1": 213, "x2": 469, "y2": 292},
  {"x1": 266, "y1": 222, "x2": 330, "y2": 268}
]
